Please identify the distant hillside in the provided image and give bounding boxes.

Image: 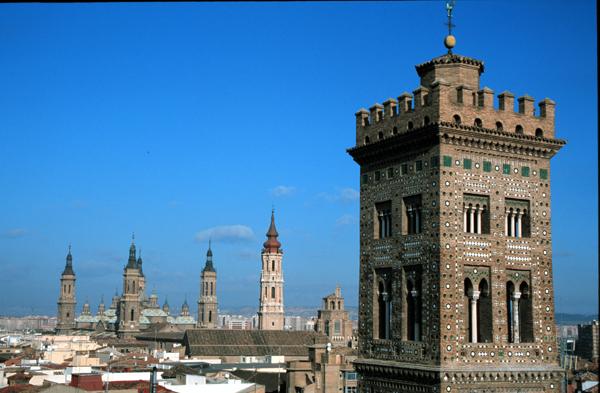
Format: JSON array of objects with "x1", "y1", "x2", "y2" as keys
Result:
[
  {"x1": 219, "y1": 305, "x2": 358, "y2": 320},
  {"x1": 555, "y1": 313, "x2": 597, "y2": 325}
]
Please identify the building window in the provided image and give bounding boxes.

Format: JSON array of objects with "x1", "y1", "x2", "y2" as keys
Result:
[
  {"x1": 415, "y1": 160, "x2": 423, "y2": 171},
  {"x1": 271, "y1": 287, "x2": 276, "y2": 298},
  {"x1": 407, "y1": 121, "x2": 413, "y2": 130},
  {"x1": 536, "y1": 128, "x2": 544, "y2": 138},
  {"x1": 443, "y1": 155, "x2": 452, "y2": 167},
  {"x1": 515, "y1": 125, "x2": 524, "y2": 134},
  {"x1": 362, "y1": 174, "x2": 368, "y2": 184},
  {"x1": 334, "y1": 320, "x2": 341, "y2": 334},
  {"x1": 374, "y1": 270, "x2": 392, "y2": 340},
  {"x1": 431, "y1": 156, "x2": 439, "y2": 167},
  {"x1": 506, "y1": 277, "x2": 534, "y2": 343},
  {"x1": 210, "y1": 282, "x2": 213, "y2": 295},
  {"x1": 345, "y1": 387, "x2": 357, "y2": 393},
  {"x1": 364, "y1": 136, "x2": 370, "y2": 144},
  {"x1": 375, "y1": 171, "x2": 381, "y2": 181},
  {"x1": 403, "y1": 195, "x2": 422, "y2": 234},
  {"x1": 540, "y1": 169, "x2": 548, "y2": 180},
  {"x1": 345, "y1": 373, "x2": 357, "y2": 381},
  {"x1": 453, "y1": 114, "x2": 461, "y2": 125},
  {"x1": 483, "y1": 161, "x2": 492, "y2": 172},
  {"x1": 522, "y1": 166, "x2": 530, "y2": 177},
  {"x1": 375, "y1": 201, "x2": 392, "y2": 239},
  {"x1": 392, "y1": 126, "x2": 398, "y2": 135},
  {"x1": 503, "y1": 164, "x2": 511, "y2": 175},
  {"x1": 209, "y1": 310, "x2": 212, "y2": 323},
  {"x1": 130, "y1": 309, "x2": 135, "y2": 322},
  {"x1": 387, "y1": 167, "x2": 394, "y2": 179},
  {"x1": 464, "y1": 158, "x2": 472, "y2": 170},
  {"x1": 404, "y1": 268, "x2": 422, "y2": 341},
  {"x1": 474, "y1": 118, "x2": 483, "y2": 127},
  {"x1": 463, "y1": 194, "x2": 490, "y2": 234},
  {"x1": 272, "y1": 260, "x2": 275, "y2": 271},
  {"x1": 505, "y1": 199, "x2": 530, "y2": 238},
  {"x1": 496, "y1": 121, "x2": 503, "y2": 131},
  {"x1": 401, "y1": 163, "x2": 408, "y2": 175},
  {"x1": 464, "y1": 277, "x2": 492, "y2": 343},
  {"x1": 423, "y1": 116, "x2": 430, "y2": 126}
]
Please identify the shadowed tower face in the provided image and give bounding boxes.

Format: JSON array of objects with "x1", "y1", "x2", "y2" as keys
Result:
[
  {"x1": 347, "y1": 21, "x2": 565, "y2": 393},
  {"x1": 258, "y1": 210, "x2": 284, "y2": 330},
  {"x1": 56, "y1": 246, "x2": 76, "y2": 333},
  {"x1": 197, "y1": 242, "x2": 218, "y2": 328}
]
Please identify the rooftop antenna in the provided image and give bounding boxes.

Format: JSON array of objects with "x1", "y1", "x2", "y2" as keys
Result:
[{"x1": 444, "y1": 0, "x2": 457, "y2": 54}]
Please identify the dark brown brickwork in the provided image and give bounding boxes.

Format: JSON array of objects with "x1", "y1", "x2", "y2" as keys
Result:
[{"x1": 348, "y1": 52, "x2": 565, "y2": 393}]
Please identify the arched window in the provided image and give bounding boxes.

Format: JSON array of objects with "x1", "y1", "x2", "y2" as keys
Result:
[
  {"x1": 423, "y1": 116, "x2": 430, "y2": 126},
  {"x1": 209, "y1": 310, "x2": 212, "y2": 322},
  {"x1": 331, "y1": 301, "x2": 335, "y2": 310},
  {"x1": 474, "y1": 118, "x2": 483, "y2": 128},
  {"x1": 519, "y1": 282, "x2": 534, "y2": 342},
  {"x1": 210, "y1": 282, "x2": 213, "y2": 296},
  {"x1": 478, "y1": 279, "x2": 493, "y2": 343},
  {"x1": 407, "y1": 121, "x2": 414, "y2": 130},
  {"x1": 515, "y1": 125, "x2": 524, "y2": 134},
  {"x1": 406, "y1": 278, "x2": 420, "y2": 341},
  {"x1": 338, "y1": 301, "x2": 341, "y2": 310},
  {"x1": 364, "y1": 136, "x2": 370, "y2": 144},
  {"x1": 132, "y1": 281, "x2": 136, "y2": 293},
  {"x1": 392, "y1": 126, "x2": 398, "y2": 135},
  {"x1": 535, "y1": 128, "x2": 544, "y2": 138},
  {"x1": 378, "y1": 131, "x2": 384, "y2": 140},
  {"x1": 377, "y1": 281, "x2": 392, "y2": 339},
  {"x1": 325, "y1": 320, "x2": 330, "y2": 336},
  {"x1": 272, "y1": 260, "x2": 275, "y2": 271},
  {"x1": 464, "y1": 278, "x2": 475, "y2": 342},
  {"x1": 271, "y1": 287, "x2": 276, "y2": 299},
  {"x1": 130, "y1": 308, "x2": 135, "y2": 322},
  {"x1": 66, "y1": 312, "x2": 70, "y2": 318},
  {"x1": 506, "y1": 281, "x2": 516, "y2": 342},
  {"x1": 496, "y1": 121, "x2": 503, "y2": 131},
  {"x1": 453, "y1": 114, "x2": 462, "y2": 125}
]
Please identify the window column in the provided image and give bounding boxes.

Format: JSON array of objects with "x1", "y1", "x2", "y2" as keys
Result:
[
  {"x1": 464, "y1": 205, "x2": 468, "y2": 232},
  {"x1": 414, "y1": 207, "x2": 420, "y2": 234},
  {"x1": 470, "y1": 290, "x2": 480, "y2": 343},
  {"x1": 515, "y1": 210, "x2": 523, "y2": 238},
  {"x1": 469, "y1": 205, "x2": 475, "y2": 233},
  {"x1": 476, "y1": 206, "x2": 483, "y2": 234},
  {"x1": 509, "y1": 209, "x2": 516, "y2": 237},
  {"x1": 411, "y1": 289, "x2": 420, "y2": 340},
  {"x1": 511, "y1": 291, "x2": 522, "y2": 343},
  {"x1": 505, "y1": 209, "x2": 509, "y2": 236}
]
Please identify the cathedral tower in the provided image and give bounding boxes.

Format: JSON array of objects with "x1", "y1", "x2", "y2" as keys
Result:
[
  {"x1": 258, "y1": 210, "x2": 284, "y2": 330},
  {"x1": 117, "y1": 236, "x2": 142, "y2": 338},
  {"x1": 56, "y1": 246, "x2": 76, "y2": 334},
  {"x1": 347, "y1": 24, "x2": 565, "y2": 393},
  {"x1": 197, "y1": 242, "x2": 218, "y2": 328}
]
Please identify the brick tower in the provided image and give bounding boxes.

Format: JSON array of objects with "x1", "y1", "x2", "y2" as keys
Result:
[
  {"x1": 56, "y1": 246, "x2": 76, "y2": 334},
  {"x1": 117, "y1": 236, "x2": 142, "y2": 338},
  {"x1": 197, "y1": 242, "x2": 218, "y2": 328},
  {"x1": 258, "y1": 210, "x2": 285, "y2": 330},
  {"x1": 347, "y1": 27, "x2": 566, "y2": 392}
]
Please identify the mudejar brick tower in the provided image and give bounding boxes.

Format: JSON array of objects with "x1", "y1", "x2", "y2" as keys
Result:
[{"x1": 347, "y1": 27, "x2": 566, "y2": 393}]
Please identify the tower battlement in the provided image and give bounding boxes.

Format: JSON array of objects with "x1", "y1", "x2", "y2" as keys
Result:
[{"x1": 356, "y1": 54, "x2": 556, "y2": 147}]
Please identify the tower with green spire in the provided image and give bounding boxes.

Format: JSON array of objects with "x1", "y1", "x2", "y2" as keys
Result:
[
  {"x1": 197, "y1": 241, "x2": 218, "y2": 328},
  {"x1": 57, "y1": 246, "x2": 77, "y2": 333},
  {"x1": 117, "y1": 235, "x2": 142, "y2": 338}
]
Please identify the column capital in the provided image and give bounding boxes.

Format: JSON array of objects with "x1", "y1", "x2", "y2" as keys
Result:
[
  {"x1": 512, "y1": 291, "x2": 522, "y2": 300},
  {"x1": 471, "y1": 290, "x2": 481, "y2": 301}
]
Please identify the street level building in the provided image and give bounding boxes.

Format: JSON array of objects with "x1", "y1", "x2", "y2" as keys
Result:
[
  {"x1": 315, "y1": 287, "x2": 354, "y2": 348},
  {"x1": 347, "y1": 30, "x2": 566, "y2": 392}
]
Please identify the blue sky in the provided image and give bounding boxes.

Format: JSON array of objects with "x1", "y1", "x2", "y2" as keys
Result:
[{"x1": 0, "y1": 1, "x2": 597, "y2": 317}]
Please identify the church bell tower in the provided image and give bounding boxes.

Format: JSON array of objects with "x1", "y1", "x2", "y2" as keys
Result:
[
  {"x1": 197, "y1": 242, "x2": 218, "y2": 328},
  {"x1": 56, "y1": 246, "x2": 76, "y2": 334},
  {"x1": 347, "y1": 6, "x2": 565, "y2": 392},
  {"x1": 258, "y1": 210, "x2": 285, "y2": 330}
]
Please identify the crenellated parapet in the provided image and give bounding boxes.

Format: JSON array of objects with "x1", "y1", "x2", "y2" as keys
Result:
[{"x1": 355, "y1": 53, "x2": 557, "y2": 148}]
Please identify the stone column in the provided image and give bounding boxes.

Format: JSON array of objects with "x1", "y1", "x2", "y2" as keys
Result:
[
  {"x1": 407, "y1": 207, "x2": 413, "y2": 234},
  {"x1": 378, "y1": 211, "x2": 384, "y2": 238},
  {"x1": 477, "y1": 207, "x2": 483, "y2": 234},
  {"x1": 469, "y1": 206, "x2": 475, "y2": 234},
  {"x1": 516, "y1": 211, "x2": 522, "y2": 238},
  {"x1": 411, "y1": 289, "x2": 419, "y2": 341},
  {"x1": 512, "y1": 291, "x2": 522, "y2": 343},
  {"x1": 505, "y1": 210, "x2": 509, "y2": 236},
  {"x1": 382, "y1": 292, "x2": 390, "y2": 339},
  {"x1": 415, "y1": 208, "x2": 420, "y2": 234},
  {"x1": 470, "y1": 290, "x2": 480, "y2": 343},
  {"x1": 510, "y1": 210, "x2": 516, "y2": 237},
  {"x1": 464, "y1": 206, "x2": 468, "y2": 232}
]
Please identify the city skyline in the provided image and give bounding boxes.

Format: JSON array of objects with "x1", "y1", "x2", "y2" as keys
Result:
[{"x1": 0, "y1": 1, "x2": 597, "y2": 316}]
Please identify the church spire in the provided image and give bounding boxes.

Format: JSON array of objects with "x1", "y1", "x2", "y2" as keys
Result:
[
  {"x1": 62, "y1": 244, "x2": 75, "y2": 275},
  {"x1": 127, "y1": 233, "x2": 137, "y2": 268},
  {"x1": 263, "y1": 209, "x2": 281, "y2": 253},
  {"x1": 203, "y1": 241, "x2": 215, "y2": 272}
]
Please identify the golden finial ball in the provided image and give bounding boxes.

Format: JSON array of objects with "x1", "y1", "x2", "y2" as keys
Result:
[{"x1": 444, "y1": 34, "x2": 456, "y2": 49}]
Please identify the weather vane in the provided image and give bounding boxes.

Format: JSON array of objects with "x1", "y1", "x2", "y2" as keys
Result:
[{"x1": 444, "y1": 0, "x2": 457, "y2": 54}]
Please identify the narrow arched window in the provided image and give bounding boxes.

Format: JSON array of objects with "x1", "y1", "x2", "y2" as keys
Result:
[
  {"x1": 378, "y1": 131, "x2": 384, "y2": 140},
  {"x1": 210, "y1": 282, "x2": 213, "y2": 296},
  {"x1": 478, "y1": 279, "x2": 492, "y2": 343},
  {"x1": 464, "y1": 278, "x2": 475, "y2": 343},
  {"x1": 496, "y1": 121, "x2": 503, "y2": 131},
  {"x1": 406, "y1": 279, "x2": 419, "y2": 341},
  {"x1": 474, "y1": 118, "x2": 483, "y2": 127},
  {"x1": 407, "y1": 121, "x2": 413, "y2": 130},
  {"x1": 364, "y1": 136, "x2": 370, "y2": 144},
  {"x1": 331, "y1": 301, "x2": 335, "y2": 310},
  {"x1": 519, "y1": 282, "x2": 534, "y2": 342},
  {"x1": 272, "y1": 260, "x2": 275, "y2": 271},
  {"x1": 392, "y1": 126, "x2": 398, "y2": 135},
  {"x1": 264, "y1": 287, "x2": 268, "y2": 298},
  {"x1": 130, "y1": 308, "x2": 135, "y2": 321},
  {"x1": 209, "y1": 310, "x2": 212, "y2": 323},
  {"x1": 515, "y1": 125, "x2": 524, "y2": 134},
  {"x1": 423, "y1": 116, "x2": 430, "y2": 126},
  {"x1": 535, "y1": 128, "x2": 544, "y2": 138},
  {"x1": 506, "y1": 281, "x2": 516, "y2": 342},
  {"x1": 66, "y1": 312, "x2": 70, "y2": 318},
  {"x1": 271, "y1": 287, "x2": 276, "y2": 299},
  {"x1": 453, "y1": 114, "x2": 461, "y2": 125},
  {"x1": 338, "y1": 301, "x2": 341, "y2": 310}
]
